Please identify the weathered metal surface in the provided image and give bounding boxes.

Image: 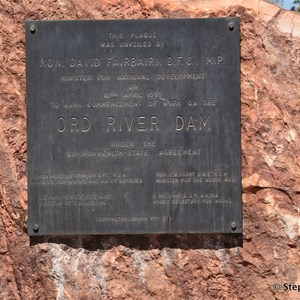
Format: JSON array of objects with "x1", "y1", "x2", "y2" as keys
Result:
[{"x1": 26, "y1": 18, "x2": 242, "y2": 235}]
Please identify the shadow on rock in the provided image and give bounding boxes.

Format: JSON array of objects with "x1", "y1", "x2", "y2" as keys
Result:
[{"x1": 30, "y1": 233, "x2": 243, "y2": 250}]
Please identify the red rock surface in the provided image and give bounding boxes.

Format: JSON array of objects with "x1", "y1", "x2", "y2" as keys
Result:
[{"x1": 0, "y1": 0, "x2": 299, "y2": 299}]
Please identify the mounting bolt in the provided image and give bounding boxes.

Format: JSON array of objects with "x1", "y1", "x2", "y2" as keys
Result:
[
  {"x1": 30, "y1": 24, "x2": 36, "y2": 34},
  {"x1": 33, "y1": 224, "x2": 39, "y2": 233},
  {"x1": 231, "y1": 222, "x2": 237, "y2": 231},
  {"x1": 228, "y1": 22, "x2": 234, "y2": 31}
]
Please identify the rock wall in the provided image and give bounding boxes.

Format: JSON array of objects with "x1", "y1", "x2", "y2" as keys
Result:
[{"x1": 0, "y1": 0, "x2": 299, "y2": 299}]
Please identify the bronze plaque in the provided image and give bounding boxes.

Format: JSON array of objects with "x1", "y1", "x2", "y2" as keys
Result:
[{"x1": 26, "y1": 18, "x2": 242, "y2": 235}]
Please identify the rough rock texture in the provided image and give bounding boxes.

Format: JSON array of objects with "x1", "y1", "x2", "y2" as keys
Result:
[{"x1": 0, "y1": 0, "x2": 299, "y2": 299}]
